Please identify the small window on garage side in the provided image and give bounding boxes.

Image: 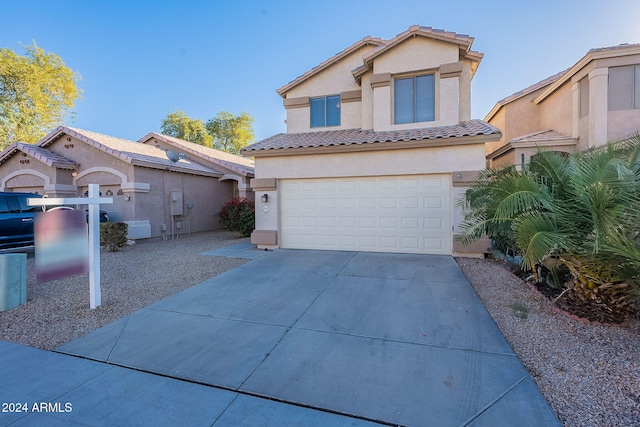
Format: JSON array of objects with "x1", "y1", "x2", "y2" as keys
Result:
[
  {"x1": 394, "y1": 74, "x2": 435, "y2": 124},
  {"x1": 310, "y1": 95, "x2": 340, "y2": 127}
]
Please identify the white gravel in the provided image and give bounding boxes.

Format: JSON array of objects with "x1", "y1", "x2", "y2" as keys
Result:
[
  {"x1": 457, "y1": 257, "x2": 640, "y2": 427},
  {"x1": 1, "y1": 237, "x2": 637, "y2": 426}
]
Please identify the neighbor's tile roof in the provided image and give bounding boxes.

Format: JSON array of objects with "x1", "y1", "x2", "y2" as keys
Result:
[
  {"x1": 0, "y1": 142, "x2": 77, "y2": 168},
  {"x1": 243, "y1": 120, "x2": 500, "y2": 154},
  {"x1": 138, "y1": 132, "x2": 254, "y2": 176},
  {"x1": 484, "y1": 69, "x2": 569, "y2": 122},
  {"x1": 511, "y1": 129, "x2": 576, "y2": 143},
  {"x1": 587, "y1": 42, "x2": 640, "y2": 55},
  {"x1": 39, "y1": 126, "x2": 222, "y2": 177}
]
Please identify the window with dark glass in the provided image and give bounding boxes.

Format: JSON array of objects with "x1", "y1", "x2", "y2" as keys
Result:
[
  {"x1": 310, "y1": 95, "x2": 340, "y2": 127},
  {"x1": 394, "y1": 74, "x2": 435, "y2": 124}
]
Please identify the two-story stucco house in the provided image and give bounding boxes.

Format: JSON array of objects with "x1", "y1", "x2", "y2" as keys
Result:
[
  {"x1": 243, "y1": 25, "x2": 501, "y2": 256},
  {"x1": 486, "y1": 43, "x2": 640, "y2": 169}
]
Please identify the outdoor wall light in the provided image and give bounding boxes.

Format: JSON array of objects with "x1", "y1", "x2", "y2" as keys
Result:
[
  {"x1": 261, "y1": 194, "x2": 269, "y2": 203},
  {"x1": 124, "y1": 195, "x2": 131, "y2": 201}
]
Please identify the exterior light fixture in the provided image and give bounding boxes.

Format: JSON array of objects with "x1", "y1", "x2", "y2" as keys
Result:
[{"x1": 261, "y1": 194, "x2": 269, "y2": 203}]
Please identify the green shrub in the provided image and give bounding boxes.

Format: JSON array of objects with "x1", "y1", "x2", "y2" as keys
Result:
[
  {"x1": 219, "y1": 198, "x2": 255, "y2": 237},
  {"x1": 100, "y1": 222, "x2": 128, "y2": 252}
]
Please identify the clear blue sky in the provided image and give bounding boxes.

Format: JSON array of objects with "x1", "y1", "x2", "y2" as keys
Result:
[{"x1": 2, "y1": 0, "x2": 638, "y2": 143}]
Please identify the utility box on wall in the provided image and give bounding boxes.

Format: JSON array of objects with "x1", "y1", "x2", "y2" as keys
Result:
[
  {"x1": 0, "y1": 254, "x2": 27, "y2": 311},
  {"x1": 170, "y1": 191, "x2": 183, "y2": 216}
]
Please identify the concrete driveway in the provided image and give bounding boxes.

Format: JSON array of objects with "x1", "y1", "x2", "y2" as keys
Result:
[{"x1": 4, "y1": 247, "x2": 559, "y2": 426}]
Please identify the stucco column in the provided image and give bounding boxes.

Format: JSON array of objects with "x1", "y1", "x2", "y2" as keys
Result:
[
  {"x1": 588, "y1": 68, "x2": 609, "y2": 147},
  {"x1": 371, "y1": 73, "x2": 391, "y2": 131},
  {"x1": 571, "y1": 82, "x2": 580, "y2": 139}
]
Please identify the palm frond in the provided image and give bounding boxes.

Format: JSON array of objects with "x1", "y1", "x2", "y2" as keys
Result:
[{"x1": 513, "y1": 211, "x2": 567, "y2": 270}]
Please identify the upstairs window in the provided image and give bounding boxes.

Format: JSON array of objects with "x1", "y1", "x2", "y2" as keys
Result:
[
  {"x1": 310, "y1": 95, "x2": 340, "y2": 127},
  {"x1": 608, "y1": 65, "x2": 640, "y2": 111},
  {"x1": 394, "y1": 74, "x2": 435, "y2": 124}
]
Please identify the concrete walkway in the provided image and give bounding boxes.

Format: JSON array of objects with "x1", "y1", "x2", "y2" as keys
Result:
[{"x1": 1, "y1": 247, "x2": 560, "y2": 426}]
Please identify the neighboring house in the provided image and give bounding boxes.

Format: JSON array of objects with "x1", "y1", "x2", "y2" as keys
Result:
[
  {"x1": 138, "y1": 132, "x2": 255, "y2": 199},
  {"x1": 0, "y1": 126, "x2": 254, "y2": 239},
  {"x1": 486, "y1": 43, "x2": 640, "y2": 169},
  {"x1": 243, "y1": 25, "x2": 501, "y2": 256}
]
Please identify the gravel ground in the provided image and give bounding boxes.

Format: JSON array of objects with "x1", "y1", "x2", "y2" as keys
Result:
[
  {"x1": 1, "y1": 236, "x2": 638, "y2": 426},
  {"x1": 457, "y1": 257, "x2": 640, "y2": 427},
  {"x1": 0, "y1": 230, "x2": 249, "y2": 350}
]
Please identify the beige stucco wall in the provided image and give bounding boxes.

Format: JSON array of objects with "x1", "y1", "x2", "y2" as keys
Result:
[
  {"x1": 284, "y1": 36, "x2": 473, "y2": 134},
  {"x1": 361, "y1": 74, "x2": 374, "y2": 130},
  {"x1": 132, "y1": 167, "x2": 232, "y2": 238},
  {"x1": 368, "y1": 38, "x2": 467, "y2": 131},
  {"x1": 372, "y1": 37, "x2": 459, "y2": 75},
  {"x1": 255, "y1": 144, "x2": 485, "y2": 179},
  {"x1": 285, "y1": 45, "x2": 373, "y2": 133},
  {"x1": 286, "y1": 45, "x2": 372, "y2": 99},
  {"x1": 539, "y1": 81, "x2": 573, "y2": 136},
  {"x1": 485, "y1": 108, "x2": 506, "y2": 156},
  {"x1": 608, "y1": 109, "x2": 640, "y2": 142},
  {"x1": 1, "y1": 155, "x2": 52, "y2": 192}
]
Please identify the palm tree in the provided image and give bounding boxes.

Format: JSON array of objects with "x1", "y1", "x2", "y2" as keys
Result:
[{"x1": 461, "y1": 134, "x2": 640, "y2": 322}]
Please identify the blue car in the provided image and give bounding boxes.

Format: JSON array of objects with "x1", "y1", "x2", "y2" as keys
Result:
[{"x1": 0, "y1": 192, "x2": 42, "y2": 249}]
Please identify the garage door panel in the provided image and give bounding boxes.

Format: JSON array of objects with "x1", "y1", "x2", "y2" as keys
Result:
[
  {"x1": 280, "y1": 175, "x2": 451, "y2": 255},
  {"x1": 359, "y1": 198, "x2": 376, "y2": 208},
  {"x1": 380, "y1": 198, "x2": 397, "y2": 209}
]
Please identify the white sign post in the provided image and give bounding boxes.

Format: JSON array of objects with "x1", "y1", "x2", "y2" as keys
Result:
[{"x1": 28, "y1": 184, "x2": 113, "y2": 309}]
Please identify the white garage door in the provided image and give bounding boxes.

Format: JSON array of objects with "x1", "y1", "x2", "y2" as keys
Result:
[{"x1": 280, "y1": 175, "x2": 451, "y2": 254}]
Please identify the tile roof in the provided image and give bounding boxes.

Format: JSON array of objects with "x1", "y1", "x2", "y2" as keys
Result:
[
  {"x1": 484, "y1": 69, "x2": 568, "y2": 122},
  {"x1": 243, "y1": 120, "x2": 501, "y2": 154},
  {"x1": 587, "y1": 42, "x2": 640, "y2": 54},
  {"x1": 0, "y1": 142, "x2": 77, "y2": 168},
  {"x1": 138, "y1": 133, "x2": 254, "y2": 176},
  {"x1": 39, "y1": 127, "x2": 222, "y2": 177},
  {"x1": 511, "y1": 129, "x2": 576, "y2": 143}
]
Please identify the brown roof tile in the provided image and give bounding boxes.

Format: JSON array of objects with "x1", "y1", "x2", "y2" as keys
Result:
[
  {"x1": 0, "y1": 142, "x2": 77, "y2": 168},
  {"x1": 39, "y1": 127, "x2": 222, "y2": 177},
  {"x1": 138, "y1": 133, "x2": 254, "y2": 176},
  {"x1": 243, "y1": 120, "x2": 501, "y2": 154},
  {"x1": 511, "y1": 129, "x2": 576, "y2": 143}
]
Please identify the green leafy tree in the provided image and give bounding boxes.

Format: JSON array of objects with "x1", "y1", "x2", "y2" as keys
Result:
[
  {"x1": 160, "y1": 110, "x2": 212, "y2": 146},
  {"x1": 0, "y1": 42, "x2": 81, "y2": 148},
  {"x1": 206, "y1": 111, "x2": 254, "y2": 154}
]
